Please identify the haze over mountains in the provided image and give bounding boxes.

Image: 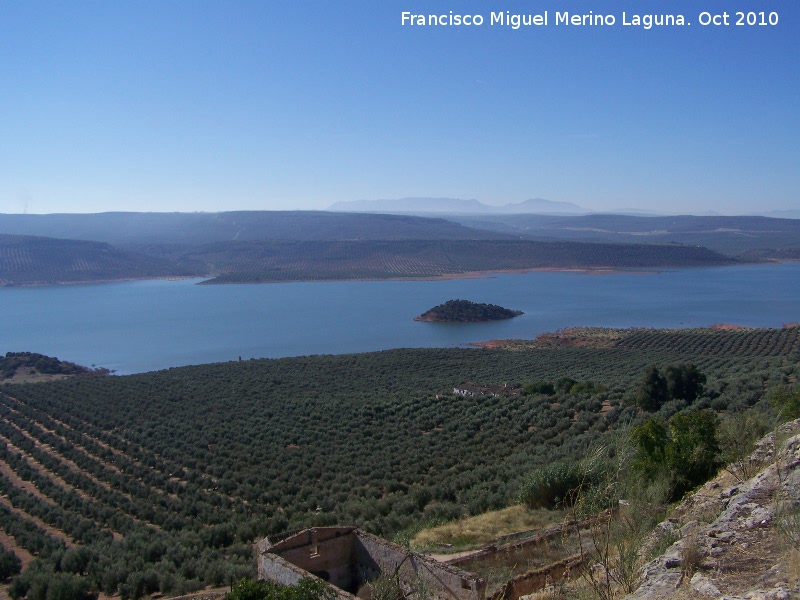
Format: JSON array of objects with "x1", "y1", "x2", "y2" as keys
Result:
[
  {"x1": 0, "y1": 211, "x2": 503, "y2": 246},
  {"x1": 0, "y1": 210, "x2": 798, "y2": 285},
  {"x1": 328, "y1": 197, "x2": 800, "y2": 219},
  {"x1": 328, "y1": 197, "x2": 587, "y2": 215}
]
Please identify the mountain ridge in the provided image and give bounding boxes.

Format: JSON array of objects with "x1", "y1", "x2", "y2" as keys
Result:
[{"x1": 328, "y1": 197, "x2": 587, "y2": 215}]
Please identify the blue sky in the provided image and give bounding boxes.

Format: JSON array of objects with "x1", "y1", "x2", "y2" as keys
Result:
[{"x1": 1, "y1": 0, "x2": 798, "y2": 215}]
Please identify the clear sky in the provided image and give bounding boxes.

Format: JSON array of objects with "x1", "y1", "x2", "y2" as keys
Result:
[{"x1": 1, "y1": 0, "x2": 798, "y2": 215}]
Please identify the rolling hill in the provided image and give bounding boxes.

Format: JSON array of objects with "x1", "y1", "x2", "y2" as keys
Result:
[
  {"x1": 0, "y1": 235, "x2": 194, "y2": 285},
  {"x1": 0, "y1": 211, "x2": 508, "y2": 246},
  {"x1": 450, "y1": 213, "x2": 800, "y2": 256},
  {"x1": 0, "y1": 212, "x2": 779, "y2": 285},
  {"x1": 0, "y1": 326, "x2": 796, "y2": 595}
]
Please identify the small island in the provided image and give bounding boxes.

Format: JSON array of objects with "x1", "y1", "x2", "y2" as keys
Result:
[{"x1": 414, "y1": 299, "x2": 523, "y2": 323}]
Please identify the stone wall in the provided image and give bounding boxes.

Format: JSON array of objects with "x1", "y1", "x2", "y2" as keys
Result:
[
  {"x1": 257, "y1": 528, "x2": 486, "y2": 600},
  {"x1": 258, "y1": 528, "x2": 358, "y2": 593},
  {"x1": 354, "y1": 531, "x2": 485, "y2": 600},
  {"x1": 487, "y1": 555, "x2": 582, "y2": 600}
]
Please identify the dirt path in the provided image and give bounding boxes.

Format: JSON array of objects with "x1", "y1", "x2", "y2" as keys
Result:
[
  {"x1": 1, "y1": 419, "x2": 133, "y2": 501},
  {"x1": 0, "y1": 495, "x2": 75, "y2": 548},
  {"x1": 1, "y1": 435, "x2": 92, "y2": 497},
  {"x1": 0, "y1": 529, "x2": 35, "y2": 567}
]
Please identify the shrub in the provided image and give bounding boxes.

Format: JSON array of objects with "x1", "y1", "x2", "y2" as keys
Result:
[
  {"x1": 0, "y1": 546, "x2": 21, "y2": 582},
  {"x1": 518, "y1": 452, "x2": 605, "y2": 509},
  {"x1": 9, "y1": 565, "x2": 96, "y2": 600},
  {"x1": 524, "y1": 381, "x2": 555, "y2": 396},
  {"x1": 771, "y1": 386, "x2": 800, "y2": 422},
  {"x1": 226, "y1": 578, "x2": 333, "y2": 600},
  {"x1": 668, "y1": 410, "x2": 721, "y2": 499},
  {"x1": 719, "y1": 411, "x2": 769, "y2": 482},
  {"x1": 631, "y1": 410, "x2": 722, "y2": 501}
]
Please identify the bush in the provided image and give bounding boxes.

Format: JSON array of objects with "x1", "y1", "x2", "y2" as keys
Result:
[
  {"x1": 668, "y1": 411, "x2": 721, "y2": 498},
  {"x1": 524, "y1": 381, "x2": 555, "y2": 396},
  {"x1": 518, "y1": 452, "x2": 605, "y2": 509},
  {"x1": 226, "y1": 578, "x2": 333, "y2": 600},
  {"x1": 770, "y1": 386, "x2": 800, "y2": 422},
  {"x1": 631, "y1": 410, "x2": 722, "y2": 501},
  {"x1": 9, "y1": 565, "x2": 96, "y2": 600},
  {"x1": 719, "y1": 411, "x2": 768, "y2": 482},
  {"x1": 0, "y1": 546, "x2": 21, "y2": 581}
]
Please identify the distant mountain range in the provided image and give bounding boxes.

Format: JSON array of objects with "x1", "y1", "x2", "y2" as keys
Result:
[
  {"x1": 0, "y1": 211, "x2": 507, "y2": 246},
  {"x1": 328, "y1": 197, "x2": 587, "y2": 215},
  {"x1": 328, "y1": 198, "x2": 800, "y2": 220}
]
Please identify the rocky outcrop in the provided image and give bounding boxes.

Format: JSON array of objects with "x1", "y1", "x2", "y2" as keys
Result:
[{"x1": 626, "y1": 420, "x2": 800, "y2": 599}]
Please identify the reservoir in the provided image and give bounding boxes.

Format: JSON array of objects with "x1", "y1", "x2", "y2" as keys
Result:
[{"x1": 0, "y1": 263, "x2": 797, "y2": 375}]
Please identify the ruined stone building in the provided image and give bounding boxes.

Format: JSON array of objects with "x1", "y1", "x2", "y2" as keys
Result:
[{"x1": 257, "y1": 527, "x2": 486, "y2": 600}]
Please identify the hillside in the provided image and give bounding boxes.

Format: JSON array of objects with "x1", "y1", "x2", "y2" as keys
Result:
[
  {"x1": 188, "y1": 239, "x2": 736, "y2": 284},
  {"x1": 0, "y1": 234, "x2": 194, "y2": 285},
  {"x1": 0, "y1": 212, "x2": 764, "y2": 285},
  {"x1": 0, "y1": 236, "x2": 737, "y2": 285},
  {"x1": 0, "y1": 352, "x2": 106, "y2": 383},
  {"x1": 625, "y1": 420, "x2": 800, "y2": 599},
  {"x1": 451, "y1": 213, "x2": 800, "y2": 256},
  {"x1": 0, "y1": 211, "x2": 507, "y2": 246},
  {"x1": 0, "y1": 326, "x2": 797, "y2": 596}
]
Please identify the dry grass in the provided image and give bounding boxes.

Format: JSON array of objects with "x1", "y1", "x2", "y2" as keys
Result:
[
  {"x1": 1, "y1": 371, "x2": 72, "y2": 384},
  {"x1": 410, "y1": 505, "x2": 565, "y2": 551},
  {"x1": 786, "y1": 547, "x2": 800, "y2": 589},
  {"x1": 679, "y1": 525, "x2": 704, "y2": 578}
]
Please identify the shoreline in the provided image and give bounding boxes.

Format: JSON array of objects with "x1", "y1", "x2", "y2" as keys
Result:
[
  {"x1": 5, "y1": 260, "x2": 797, "y2": 287},
  {"x1": 467, "y1": 322, "x2": 800, "y2": 350}
]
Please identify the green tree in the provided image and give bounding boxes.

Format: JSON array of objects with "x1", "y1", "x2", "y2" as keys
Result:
[
  {"x1": 664, "y1": 363, "x2": 706, "y2": 403},
  {"x1": 9, "y1": 564, "x2": 96, "y2": 600},
  {"x1": 631, "y1": 410, "x2": 721, "y2": 501},
  {"x1": 524, "y1": 381, "x2": 555, "y2": 396},
  {"x1": 630, "y1": 418, "x2": 669, "y2": 475},
  {"x1": 667, "y1": 411, "x2": 721, "y2": 498},
  {"x1": 0, "y1": 546, "x2": 21, "y2": 581},
  {"x1": 636, "y1": 367, "x2": 669, "y2": 412}
]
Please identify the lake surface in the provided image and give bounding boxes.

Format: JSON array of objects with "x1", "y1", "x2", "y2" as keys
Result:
[{"x1": 1, "y1": 263, "x2": 798, "y2": 375}]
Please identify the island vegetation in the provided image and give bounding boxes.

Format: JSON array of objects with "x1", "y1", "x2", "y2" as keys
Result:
[
  {"x1": 414, "y1": 299, "x2": 523, "y2": 322},
  {"x1": 0, "y1": 326, "x2": 797, "y2": 598}
]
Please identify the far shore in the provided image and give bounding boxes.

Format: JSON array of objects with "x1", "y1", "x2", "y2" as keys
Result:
[{"x1": 4, "y1": 258, "x2": 797, "y2": 287}]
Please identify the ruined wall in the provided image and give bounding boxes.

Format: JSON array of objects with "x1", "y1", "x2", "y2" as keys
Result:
[
  {"x1": 354, "y1": 532, "x2": 485, "y2": 600},
  {"x1": 487, "y1": 555, "x2": 582, "y2": 600},
  {"x1": 258, "y1": 528, "x2": 485, "y2": 600},
  {"x1": 260, "y1": 528, "x2": 357, "y2": 592},
  {"x1": 257, "y1": 552, "x2": 355, "y2": 600}
]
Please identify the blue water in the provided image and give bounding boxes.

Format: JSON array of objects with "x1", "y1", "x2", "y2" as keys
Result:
[{"x1": 0, "y1": 263, "x2": 797, "y2": 374}]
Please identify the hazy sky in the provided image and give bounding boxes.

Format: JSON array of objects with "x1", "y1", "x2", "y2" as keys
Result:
[{"x1": 1, "y1": 1, "x2": 798, "y2": 215}]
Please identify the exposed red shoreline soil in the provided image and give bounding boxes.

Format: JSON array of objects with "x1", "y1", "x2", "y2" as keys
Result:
[{"x1": 468, "y1": 323, "x2": 800, "y2": 350}]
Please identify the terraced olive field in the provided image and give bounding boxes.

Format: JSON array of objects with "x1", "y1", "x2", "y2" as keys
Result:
[{"x1": 0, "y1": 327, "x2": 797, "y2": 596}]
